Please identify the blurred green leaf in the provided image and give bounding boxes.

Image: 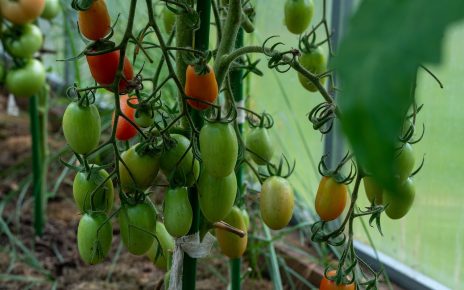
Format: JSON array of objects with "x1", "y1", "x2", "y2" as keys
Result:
[{"x1": 334, "y1": 0, "x2": 464, "y2": 189}]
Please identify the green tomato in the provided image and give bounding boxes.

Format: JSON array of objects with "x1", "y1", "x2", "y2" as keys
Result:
[
  {"x1": 200, "y1": 122, "x2": 238, "y2": 178},
  {"x1": 119, "y1": 198, "x2": 157, "y2": 255},
  {"x1": 260, "y1": 176, "x2": 294, "y2": 230},
  {"x1": 62, "y1": 102, "x2": 101, "y2": 155},
  {"x1": 241, "y1": 209, "x2": 250, "y2": 230},
  {"x1": 246, "y1": 128, "x2": 274, "y2": 165},
  {"x1": 73, "y1": 167, "x2": 114, "y2": 214},
  {"x1": 384, "y1": 178, "x2": 415, "y2": 219},
  {"x1": 6, "y1": 59, "x2": 46, "y2": 97},
  {"x1": 119, "y1": 143, "x2": 160, "y2": 192},
  {"x1": 5, "y1": 24, "x2": 43, "y2": 58},
  {"x1": 163, "y1": 187, "x2": 192, "y2": 238},
  {"x1": 162, "y1": 7, "x2": 176, "y2": 33},
  {"x1": 284, "y1": 0, "x2": 314, "y2": 35},
  {"x1": 160, "y1": 134, "x2": 197, "y2": 185},
  {"x1": 135, "y1": 108, "x2": 155, "y2": 128},
  {"x1": 198, "y1": 170, "x2": 237, "y2": 223},
  {"x1": 77, "y1": 213, "x2": 112, "y2": 265},
  {"x1": 393, "y1": 143, "x2": 415, "y2": 181},
  {"x1": 363, "y1": 176, "x2": 383, "y2": 205},
  {"x1": 298, "y1": 46, "x2": 327, "y2": 92},
  {"x1": 146, "y1": 221, "x2": 174, "y2": 271},
  {"x1": 41, "y1": 0, "x2": 61, "y2": 20}
]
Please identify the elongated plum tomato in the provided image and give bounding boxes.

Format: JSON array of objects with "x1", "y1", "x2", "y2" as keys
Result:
[
  {"x1": 163, "y1": 187, "x2": 192, "y2": 238},
  {"x1": 246, "y1": 127, "x2": 274, "y2": 165},
  {"x1": 112, "y1": 95, "x2": 138, "y2": 141},
  {"x1": 185, "y1": 64, "x2": 218, "y2": 110},
  {"x1": 162, "y1": 7, "x2": 176, "y2": 33},
  {"x1": 298, "y1": 46, "x2": 327, "y2": 92},
  {"x1": 119, "y1": 143, "x2": 160, "y2": 192},
  {"x1": 4, "y1": 24, "x2": 43, "y2": 58},
  {"x1": 77, "y1": 213, "x2": 112, "y2": 265},
  {"x1": 0, "y1": 0, "x2": 45, "y2": 25},
  {"x1": 62, "y1": 102, "x2": 101, "y2": 154},
  {"x1": 78, "y1": 0, "x2": 110, "y2": 40},
  {"x1": 363, "y1": 176, "x2": 383, "y2": 205},
  {"x1": 216, "y1": 207, "x2": 248, "y2": 259},
  {"x1": 73, "y1": 167, "x2": 114, "y2": 214},
  {"x1": 198, "y1": 170, "x2": 237, "y2": 223},
  {"x1": 319, "y1": 270, "x2": 355, "y2": 290},
  {"x1": 200, "y1": 122, "x2": 238, "y2": 177},
  {"x1": 119, "y1": 198, "x2": 157, "y2": 255},
  {"x1": 315, "y1": 177, "x2": 348, "y2": 221},
  {"x1": 40, "y1": 0, "x2": 60, "y2": 20},
  {"x1": 284, "y1": 0, "x2": 314, "y2": 35},
  {"x1": 160, "y1": 134, "x2": 198, "y2": 186},
  {"x1": 260, "y1": 176, "x2": 294, "y2": 230},
  {"x1": 6, "y1": 59, "x2": 46, "y2": 98},
  {"x1": 393, "y1": 143, "x2": 415, "y2": 182},
  {"x1": 146, "y1": 221, "x2": 174, "y2": 271},
  {"x1": 383, "y1": 178, "x2": 415, "y2": 219},
  {"x1": 86, "y1": 50, "x2": 134, "y2": 93}
]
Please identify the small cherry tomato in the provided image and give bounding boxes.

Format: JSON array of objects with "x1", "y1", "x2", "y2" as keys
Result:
[
  {"x1": 298, "y1": 46, "x2": 327, "y2": 92},
  {"x1": 284, "y1": 0, "x2": 314, "y2": 35},
  {"x1": 113, "y1": 94, "x2": 138, "y2": 141},
  {"x1": 260, "y1": 176, "x2": 294, "y2": 230},
  {"x1": 319, "y1": 270, "x2": 355, "y2": 290},
  {"x1": 78, "y1": 0, "x2": 111, "y2": 40},
  {"x1": 185, "y1": 64, "x2": 218, "y2": 110},
  {"x1": 4, "y1": 24, "x2": 43, "y2": 58},
  {"x1": 383, "y1": 178, "x2": 415, "y2": 220},
  {"x1": 315, "y1": 177, "x2": 348, "y2": 221},
  {"x1": 6, "y1": 59, "x2": 46, "y2": 97},
  {"x1": 246, "y1": 127, "x2": 274, "y2": 165},
  {"x1": 77, "y1": 213, "x2": 112, "y2": 265},
  {"x1": 0, "y1": 0, "x2": 45, "y2": 25}
]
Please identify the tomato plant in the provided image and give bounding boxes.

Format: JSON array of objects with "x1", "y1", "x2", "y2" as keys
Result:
[
  {"x1": 6, "y1": 59, "x2": 46, "y2": 97},
  {"x1": 185, "y1": 64, "x2": 218, "y2": 110},
  {"x1": 78, "y1": 0, "x2": 111, "y2": 40},
  {"x1": 77, "y1": 213, "x2": 113, "y2": 265},
  {"x1": 4, "y1": 24, "x2": 43, "y2": 58},
  {"x1": 0, "y1": 0, "x2": 45, "y2": 25},
  {"x1": 315, "y1": 177, "x2": 348, "y2": 221},
  {"x1": 113, "y1": 94, "x2": 138, "y2": 141},
  {"x1": 284, "y1": 0, "x2": 314, "y2": 35},
  {"x1": 260, "y1": 176, "x2": 295, "y2": 230},
  {"x1": 73, "y1": 167, "x2": 114, "y2": 214}
]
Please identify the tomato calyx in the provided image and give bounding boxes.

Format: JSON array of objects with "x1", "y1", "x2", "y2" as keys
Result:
[
  {"x1": 71, "y1": 0, "x2": 97, "y2": 11},
  {"x1": 299, "y1": 30, "x2": 322, "y2": 54},
  {"x1": 318, "y1": 153, "x2": 356, "y2": 185},
  {"x1": 134, "y1": 139, "x2": 163, "y2": 158},
  {"x1": 322, "y1": 269, "x2": 356, "y2": 287},
  {"x1": 183, "y1": 50, "x2": 213, "y2": 75}
]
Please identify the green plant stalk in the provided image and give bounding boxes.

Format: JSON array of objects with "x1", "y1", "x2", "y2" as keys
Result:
[
  {"x1": 29, "y1": 95, "x2": 45, "y2": 236},
  {"x1": 263, "y1": 224, "x2": 283, "y2": 290},
  {"x1": 230, "y1": 28, "x2": 244, "y2": 290}
]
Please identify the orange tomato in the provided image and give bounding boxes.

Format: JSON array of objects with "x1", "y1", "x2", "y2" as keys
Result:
[
  {"x1": 78, "y1": 0, "x2": 111, "y2": 40},
  {"x1": 86, "y1": 50, "x2": 134, "y2": 93},
  {"x1": 185, "y1": 64, "x2": 218, "y2": 110},
  {"x1": 0, "y1": 0, "x2": 45, "y2": 24},
  {"x1": 320, "y1": 270, "x2": 355, "y2": 290},
  {"x1": 112, "y1": 95, "x2": 138, "y2": 141},
  {"x1": 315, "y1": 176, "x2": 348, "y2": 221}
]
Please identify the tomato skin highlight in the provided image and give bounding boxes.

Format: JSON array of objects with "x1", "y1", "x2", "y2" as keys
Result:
[
  {"x1": 146, "y1": 221, "x2": 174, "y2": 271},
  {"x1": 284, "y1": 0, "x2": 314, "y2": 35},
  {"x1": 86, "y1": 50, "x2": 134, "y2": 93},
  {"x1": 4, "y1": 24, "x2": 43, "y2": 58},
  {"x1": 315, "y1": 177, "x2": 348, "y2": 221},
  {"x1": 119, "y1": 199, "x2": 157, "y2": 255},
  {"x1": 298, "y1": 46, "x2": 327, "y2": 92},
  {"x1": 384, "y1": 178, "x2": 415, "y2": 219},
  {"x1": 215, "y1": 207, "x2": 248, "y2": 259},
  {"x1": 78, "y1": 0, "x2": 110, "y2": 40},
  {"x1": 198, "y1": 170, "x2": 237, "y2": 223},
  {"x1": 200, "y1": 122, "x2": 238, "y2": 178},
  {"x1": 185, "y1": 65, "x2": 218, "y2": 110},
  {"x1": 260, "y1": 176, "x2": 294, "y2": 230},
  {"x1": 77, "y1": 213, "x2": 113, "y2": 265},
  {"x1": 119, "y1": 143, "x2": 160, "y2": 192},
  {"x1": 0, "y1": 0, "x2": 45, "y2": 25},
  {"x1": 62, "y1": 102, "x2": 101, "y2": 154},
  {"x1": 113, "y1": 95, "x2": 138, "y2": 141},
  {"x1": 163, "y1": 187, "x2": 192, "y2": 238},
  {"x1": 6, "y1": 59, "x2": 46, "y2": 98},
  {"x1": 73, "y1": 167, "x2": 114, "y2": 214},
  {"x1": 319, "y1": 270, "x2": 355, "y2": 290},
  {"x1": 246, "y1": 128, "x2": 274, "y2": 165}
]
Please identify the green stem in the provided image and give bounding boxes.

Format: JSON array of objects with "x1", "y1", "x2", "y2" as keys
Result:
[{"x1": 263, "y1": 225, "x2": 283, "y2": 290}]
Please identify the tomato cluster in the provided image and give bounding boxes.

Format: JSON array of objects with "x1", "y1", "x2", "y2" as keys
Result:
[{"x1": 0, "y1": 0, "x2": 60, "y2": 98}]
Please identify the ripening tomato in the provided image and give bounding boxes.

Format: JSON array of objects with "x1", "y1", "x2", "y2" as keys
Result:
[
  {"x1": 86, "y1": 50, "x2": 134, "y2": 93},
  {"x1": 393, "y1": 143, "x2": 415, "y2": 182},
  {"x1": 113, "y1": 94, "x2": 138, "y2": 141},
  {"x1": 77, "y1": 213, "x2": 112, "y2": 265},
  {"x1": 363, "y1": 176, "x2": 383, "y2": 205},
  {"x1": 4, "y1": 24, "x2": 43, "y2": 58},
  {"x1": 0, "y1": 0, "x2": 45, "y2": 25},
  {"x1": 78, "y1": 0, "x2": 110, "y2": 40},
  {"x1": 383, "y1": 178, "x2": 415, "y2": 220},
  {"x1": 319, "y1": 270, "x2": 355, "y2": 290},
  {"x1": 284, "y1": 0, "x2": 314, "y2": 35},
  {"x1": 315, "y1": 177, "x2": 348, "y2": 221},
  {"x1": 162, "y1": 7, "x2": 176, "y2": 33},
  {"x1": 185, "y1": 64, "x2": 218, "y2": 110},
  {"x1": 298, "y1": 46, "x2": 327, "y2": 92},
  {"x1": 40, "y1": 0, "x2": 60, "y2": 20},
  {"x1": 119, "y1": 199, "x2": 157, "y2": 255},
  {"x1": 6, "y1": 59, "x2": 46, "y2": 97},
  {"x1": 215, "y1": 207, "x2": 248, "y2": 259},
  {"x1": 246, "y1": 127, "x2": 274, "y2": 165},
  {"x1": 200, "y1": 122, "x2": 238, "y2": 177},
  {"x1": 119, "y1": 143, "x2": 160, "y2": 192},
  {"x1": 62, "y1": 102, "x2": 101, "y2": 154},
  {"x1": 73, "y1": 167, "x2": 114, "y2": 214},
  {"x1": 260, "y1": 176, "x2": 294, "y2": 230}
]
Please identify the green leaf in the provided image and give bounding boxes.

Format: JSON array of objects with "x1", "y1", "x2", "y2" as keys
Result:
[{"x1": 333, "y1": 0, "x2": 464, "y2": 190}]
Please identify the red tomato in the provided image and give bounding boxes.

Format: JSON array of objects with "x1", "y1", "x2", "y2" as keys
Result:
[
  {"x1": 78, "y1": 0, "x2": 110, "y2": 40},
  {"x1": 185, "y1": 64, "x2": 218, "y2": 110},
  {"x1": 86, "y1": 50, "x2": 134, "y2": 93},
  {"x1": 112, "y1": 94, "x2": 138, "y2": 141},
  {"x1": 320, "y1": 271, "x2": 355, "y2": 290},
  {"x1": 0, "y1": 0, "x2": 45, "y2": 25}
]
